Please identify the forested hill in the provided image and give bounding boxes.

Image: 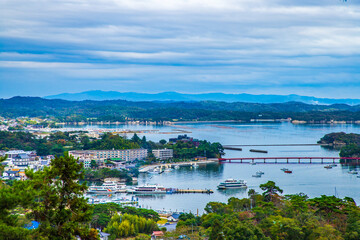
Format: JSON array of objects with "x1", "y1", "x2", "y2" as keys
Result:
[{"x1": 2, "y1": 96, "x2": 360, "y2": 122}]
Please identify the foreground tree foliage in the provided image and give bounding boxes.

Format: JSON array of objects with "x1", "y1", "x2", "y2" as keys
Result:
[
  {"x1": 91, "y1": 203, "x2": 159, "y2": 231},
  {"x1": 0, "y1": 153, "x2": 97, "y2": 240},
  {"x1": 172, "y1": 181, "x2": 360, "y2": 240},
  {"x1": 104, "y1": 213, "x2": 159, "y2": 239},
  {"x1": 25, "y1": 153, "x2": 94, "y2": 239}
]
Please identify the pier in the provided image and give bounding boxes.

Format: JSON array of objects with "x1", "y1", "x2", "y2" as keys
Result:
[
  {"x1": 218, "y1": 157, "x2": 360, "y2": 164},
  {"x1": 223, "y1": 146, "x2": 242, "y2": 151},
  {"x1": 174, "y1": 189, "x2": 213, "y2": 194}
]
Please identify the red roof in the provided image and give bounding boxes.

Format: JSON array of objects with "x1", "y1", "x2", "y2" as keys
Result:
[{"x1": 152, "y1": 231, "x2": 164, "y2": 236}]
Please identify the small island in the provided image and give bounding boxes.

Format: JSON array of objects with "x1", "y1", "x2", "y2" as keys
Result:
[{"x1": 319, "y1": 132, "x2": 360, "y2": 162}]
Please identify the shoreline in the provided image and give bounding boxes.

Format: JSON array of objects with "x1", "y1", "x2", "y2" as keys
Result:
[{"x1": 139, "y1": 159, "x2": 218, "y2": 173}]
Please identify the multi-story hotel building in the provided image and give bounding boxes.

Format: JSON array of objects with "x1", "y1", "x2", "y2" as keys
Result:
[
  {"x1": 69, "y1": 149, "x2": 148, "y2": 162},
  {"x1": 152, "y1": 148, "x2": 174, "y2": 160}
]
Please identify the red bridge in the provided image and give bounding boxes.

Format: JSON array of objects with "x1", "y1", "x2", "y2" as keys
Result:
[{"x1": 218, "y1": 157, "x2": 360, "y2": 164}]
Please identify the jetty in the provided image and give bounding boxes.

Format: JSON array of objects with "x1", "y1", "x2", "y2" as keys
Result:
[
  {"x1": 223, "y1": 146, "x2": 242, "y2": 151},
  {"x1": 174, "y1": 189, "x2": 213, "y2": 194},
  {"x1": 250, "y1": 149, "x2": 268, "y2": 153}
]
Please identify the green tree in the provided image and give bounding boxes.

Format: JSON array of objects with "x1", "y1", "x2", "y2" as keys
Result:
[
  {"x1": 0, "y1": 180, "x2": 33, "y2": 240},
  {"x1": 260, "y1": 181, "x2": 283, "y2": 202},
  {"x1": 209, "y1": 219, "x2": 224, "y2": 240},
  {"x1": 90, "y1": 159, "x2": 98, "y2": 169},
  {"x1": 26, "y1": 152, "x2": 93, "y2": 240}
]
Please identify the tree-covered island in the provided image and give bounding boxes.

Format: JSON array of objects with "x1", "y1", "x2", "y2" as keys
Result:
[{"x1": 319, "y1": 132, "x2": 360, "y2": 159}]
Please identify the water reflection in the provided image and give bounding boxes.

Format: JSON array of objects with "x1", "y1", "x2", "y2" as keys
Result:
[{"x1": 217, "y1": 187, "x2": 247, "y2": 196}]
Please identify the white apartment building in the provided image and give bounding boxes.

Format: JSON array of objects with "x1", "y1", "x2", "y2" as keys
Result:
[
  {"x1": 152, "y1": 148, "x2": 173, "y2": 160},
  {"x1": 69, "y1": 149, "x2": 148, "y2": 162}
]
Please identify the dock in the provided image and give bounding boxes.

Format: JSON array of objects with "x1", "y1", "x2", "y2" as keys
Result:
[
  {"x1": 250, "y1": 149, "x2": 268, "y2": 153},
  {"x1": 223, "y1": 146, "x2": 242, "y2": 151},
  {"x1": 174, "y1": 189, "x2": 213, "y2": 194}
]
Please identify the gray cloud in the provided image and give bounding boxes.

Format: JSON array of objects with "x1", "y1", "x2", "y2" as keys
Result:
[{"x1": 0, "y1": 0, "x2": 359, "y2": 98}]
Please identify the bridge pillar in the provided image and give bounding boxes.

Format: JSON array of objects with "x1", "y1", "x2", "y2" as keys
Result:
[
  {"x1": 321, "y1": 158, "x2": 323, "y2": 164},
  {"x1": 310, "y1": 158, "x2": 312, "y2": 164},
  {"x1": 287, "y1": 158, "x2": 289, "y2": 164},
  {"x1": 264, "y1": 158, "x2": 266, "y2": 163},
  {"x1": 275, "y1": 159, "x2": 277, "y2": 163},
  {"x1": 240, "y1": 159, "x2": 242, "y2": 163},
  {"x1": 298, "y1": 158, "x2": 300, "y2": 163}
]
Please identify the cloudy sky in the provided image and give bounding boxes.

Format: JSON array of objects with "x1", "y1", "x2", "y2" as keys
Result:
[{"x1": 1, "y1": 0, "x2": 359, "y2": 98}]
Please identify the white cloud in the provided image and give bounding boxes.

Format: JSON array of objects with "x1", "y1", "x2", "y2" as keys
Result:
[{"x1": 1, "y1": 0, "x2": 360, "y2": 97}]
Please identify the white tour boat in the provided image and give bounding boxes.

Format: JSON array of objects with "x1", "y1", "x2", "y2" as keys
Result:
[{"x1": 217, "y1": 179, "x2": 247, "y2": 189}]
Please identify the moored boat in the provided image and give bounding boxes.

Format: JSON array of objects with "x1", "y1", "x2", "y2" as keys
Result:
[
  {"x1": 252, "y1": 173, "x2": 262, "y2": 178},
  {"x1": 324, "y1": 165, "x2": 332, "y2": 169},
  {"x1": 127, "y1": 184, "x2": 167, "y2": 194},
  {"x1": 217, "y1": 179, "x2": 247, "y2": 189},
  {"x1": 87, "y1": 181, "x2": 127, "y2": 194},
  {"x1": 348, "y1": 170, "x2": 358, "y2": 175}
]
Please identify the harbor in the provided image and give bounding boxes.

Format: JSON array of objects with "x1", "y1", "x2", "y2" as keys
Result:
[{"x1": 68, "y1": 122, "x2": 360, "y2": 213}]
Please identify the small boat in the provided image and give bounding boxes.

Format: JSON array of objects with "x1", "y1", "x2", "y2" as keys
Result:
[
  {"x1": 357, "y1": 175, "x2": 360, "y2": 178},
  {"x1": 324, "y1": 165, "x2": 332, "y2": 169},
  {"x1": 174, "y1": 165, "x2": 180, "y2": 169},
  {"x1": 252, "y1": 173, "x2": 262, "y2": 178},
  {"x1": 284, "y1": 170, "x2": 293, "y2": 174},
  {"x1": 330, "y1": 164, "x2": 337, "y2": 167},
  {"x1": 251, "y1": 162, "x2": 257, "y2": 165},
  {"x1": 281, "y1": 168, "x2": 289, "y2": 171},
  {"x1": 217, "y1": 179, "x2": 247, "y2": 189},
  {"x1": 192, "y1": 163, "x2": 199, "y2": 169},
  {"x1": 256, "y1": 171, "x2": 264, "y2": 175},
  {"x1": 348, "y1": 170, "x2": 358, "y2": 175}
]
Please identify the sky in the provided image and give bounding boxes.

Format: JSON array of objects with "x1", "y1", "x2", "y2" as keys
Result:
[{"x1": 1, "y1": 0, "x2": 360, "y2": 98}]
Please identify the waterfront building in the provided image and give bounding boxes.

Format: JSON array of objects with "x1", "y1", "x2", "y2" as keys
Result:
[
  {"x1": 69, "y1": 148, "x2": 148, "y2": 162},
  {"x1": 152, "y1": 148, "x2": 173, "y2": 160},
  {"x1": 169, "y1": 134, "x2": 200, "y2": 146}
]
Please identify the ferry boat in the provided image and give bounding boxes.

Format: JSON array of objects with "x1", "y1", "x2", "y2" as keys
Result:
[
  {"x1": 87, "y1": 181, "x2": 127, "y2": 194},
  {"x1": 217, "y1": 179, "x2": 247, "y2": 189},
  {"x1": 126, "y1": 184, "x2": 167, "y2": 194}
]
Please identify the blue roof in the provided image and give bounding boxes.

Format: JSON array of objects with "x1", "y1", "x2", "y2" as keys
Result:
[
  {"x1": 24, "y1": 221, "x2": 39, "y2": 230},
  {"x1": 171, "y1": 213, "x2": 181, "y2": 219}
]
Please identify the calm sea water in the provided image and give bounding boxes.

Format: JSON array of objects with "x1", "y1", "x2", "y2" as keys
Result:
[{"x1": 70, "y1": 122, "x2": 360, "y2": 213}]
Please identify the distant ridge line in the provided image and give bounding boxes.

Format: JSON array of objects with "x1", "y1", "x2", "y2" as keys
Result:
[{"x1": 44, "y1": 90, "x2": 360, "y2": 105}]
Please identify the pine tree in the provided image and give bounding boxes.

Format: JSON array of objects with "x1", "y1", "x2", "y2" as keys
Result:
[{"x1": 26, "y1": 152, "x2": 93, "y2": 240}]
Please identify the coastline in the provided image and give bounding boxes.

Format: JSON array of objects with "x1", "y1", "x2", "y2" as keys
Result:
[{"x1": 138, "y1": 159, "x2": 219, "y2": 173}]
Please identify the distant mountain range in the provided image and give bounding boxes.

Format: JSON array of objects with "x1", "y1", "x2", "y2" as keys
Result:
[
  {"x1": 2, "y1": 96, "x2": 360, "y2": 122},
  {"x1": 45, "y1": 91, "x2": 360, "y2": 105}
]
